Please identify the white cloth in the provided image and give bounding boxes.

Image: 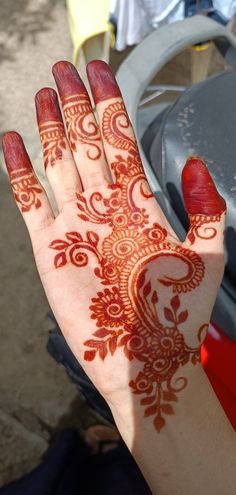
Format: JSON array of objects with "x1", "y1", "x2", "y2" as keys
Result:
[
  {"x1": 213, "y1": 0, "x2": 236, "y2": 20},
  {"x1": 110, "y1": 0, "x2": 184, "y2": 51}
]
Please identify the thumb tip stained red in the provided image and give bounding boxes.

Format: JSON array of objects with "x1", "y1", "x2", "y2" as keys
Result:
[{"x1": 182, "y1": 156, "x2": 226, "y2": 215}]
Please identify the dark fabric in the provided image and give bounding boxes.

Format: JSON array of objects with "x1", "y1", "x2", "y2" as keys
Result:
[
  {"x1": 184, "y1": 0, "x2": 228, "y2": 25},
  {"x1": 0, "y1": 430, "x2": 151, "y2": 495}
]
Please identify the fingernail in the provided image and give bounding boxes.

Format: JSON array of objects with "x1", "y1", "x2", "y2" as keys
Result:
[
  {"x1": 182, "y1": 156, "x2": 226, "y2": 214},
  {"x1": 52, "y1": 61, "x2": 87, "y2": 101},
  {"x1": 2, "y1": 132, "x2": 32, "y2": 174},
  {"x1": 35, "y1": 88, "x2": 63, "y2": 126},
  {"x1": 86, "y1": 60, "x2": 121, "y2": 104}
]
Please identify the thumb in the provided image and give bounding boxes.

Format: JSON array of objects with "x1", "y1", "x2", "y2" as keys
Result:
[{"x1": 181, "y1": 156, "x2": 226, "y2": 247}]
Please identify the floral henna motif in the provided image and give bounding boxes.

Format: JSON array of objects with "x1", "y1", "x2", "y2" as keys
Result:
[
  {"x1": 10, "y1": 168, "x2": 42, "y2": 212},
  {"x1": 62, "y1": 95, "x2": 102, "y2": 159},
  {"x1": 49, "y1": 231, "x2": 102, "y2": 268},
  {"x1": 49, "y1": 100, "x2": 218, "y2": 432},
  {"x1": 39, "y1": 121, "x2": 67, "y2": 168}
]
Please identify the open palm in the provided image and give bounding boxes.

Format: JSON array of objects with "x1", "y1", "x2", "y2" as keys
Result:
[{"x1": 3, "y1": 61, "x2": 226, "y2": 432}]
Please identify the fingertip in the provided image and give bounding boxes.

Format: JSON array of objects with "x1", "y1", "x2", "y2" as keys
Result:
[
  {"x1": 35, "y1": 87, "x2": 62, "y2": 125},
  {"x1": 2, "y1": 131, "x2": 32, "y2": 174},
  {"x1": 182, "y1": 156, "x2": 226, "y2": 215},
  {"x1": 86, "y1": 60, "x2": 121, "y2": 104},
  {"x1": 52, "y1": 60, "x2": 87, "y2": 99}
]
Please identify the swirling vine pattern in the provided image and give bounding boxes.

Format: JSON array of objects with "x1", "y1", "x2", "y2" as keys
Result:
[{"x1": 49, "y1": 100, "x2": 220, "y2": 431}]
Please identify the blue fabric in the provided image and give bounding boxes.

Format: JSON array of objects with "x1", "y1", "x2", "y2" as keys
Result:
[{"x1": 0, "y1": 430, "x2": 151, "y2": 494}]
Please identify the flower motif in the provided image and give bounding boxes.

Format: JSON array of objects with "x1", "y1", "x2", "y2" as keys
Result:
[
  {"x1": 144, "y1": 223, "x2": 167, "y2": 243},
  {"x1": 102, "y1": 229, "x2": 146, "y2": 266},
  {"x1": 154, "y1": 328, "x2": 185, "y2": 357},
  {"x1": 90, "y1": 287, "x2": 125, "y2": 327},
  {"x1": 144, "y1": 352, "x2": 178, "y2": 383},
  {"x1": 130, "y1": 371, "x2": 153, "y2": 394}
]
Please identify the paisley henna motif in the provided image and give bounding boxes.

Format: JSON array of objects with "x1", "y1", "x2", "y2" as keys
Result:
[
  {"x1": 49, "y1": 100, "x2": 222, "y2": 432},
  {"x1": 39, "y1": 121, "x2": 67, "y2": 168},
  {"x1": 187, "y1": 213, "x2": 222, "y2": 244},
  {"x1": 10, "y1": 168, "x2": 42, "y2": 212},
  {"x1": 63, "y1": 94, "x2": 102, "y2": 159}
]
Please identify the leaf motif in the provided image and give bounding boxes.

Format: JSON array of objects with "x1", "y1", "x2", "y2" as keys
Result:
[
  {"x1": 143, "y1": 281, "x2": 151, "y2": 298},
  {"x1": 137, "y1": 269, "x2": 147, "y2": 290},
  {"x1": 109, "y1": 336, "x2": 118, "y2": 355},
  {"x1": 66, "y1": 232, "x2": 83, "y2": 243},
  {"x1": 84, "y1": 350, "x2": 96, "y2": 361},
  {"x1": 118, "y1": 335, "x2": 130, "y2": 347},
  {"x1": 178, "y1": 310, "x2": 188, "y2": 324},
  {"x1": 77, "y1": 203, "x2": 86, "y2": 212},
  {"x1": 54, "y1": 252, "x2": 67, "y2": 268},
  {"x1": 87, "y1": 231, "x2": 99, "y2": 247},
  {"x1": 162, "y1": 391, "x2": 178, "y2": 402},
  {"x1": 161, "y1": 404, "x2": 174, "y2": 415},
  {"x1": 50, "y1": 239, "x2": 69, "y2": 250},
  {"x1": 99, "y1": 343, "x2": 108, "y2": 360},
  {"x1": 84, "y1": 340, "x2": 102, "y2": 349},
  {"x1": 164, "y1": 307, "x2": 175, "y2": 323},
  {"x1": 188, "y1": 231, "x2": 195, "y2": 244},
  {"x1": 171, "y1": 295, "x2": 180, "y2": 311},
  {"x1": 78, "y1": 214, "x2": 90, "y2": 222},
  {"x1": 151, "y1": 291, "x2": 158, "y2": 304},
  {"x1": 93, "y1": 328, "x2": 114, "y2": 338},
  {"x1": 76, "y1": 193, "x2": 87, "y2": 204},
  {"x1": 144, "y1": 404, "x2": 157, "y2": 417},
  {"x1": 154, "y1": 415, "x2": 165, "y2": 432},
  {"x1": 124, "y1": 346, "x2": 133, "y2": 361},
  {"x1": 141, "y1": 396, "x2": 156, "y2": 405}
]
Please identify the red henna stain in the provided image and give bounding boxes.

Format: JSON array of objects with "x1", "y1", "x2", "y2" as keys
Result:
[
  {"x1": 35, "y1": 88, "x2": 63, "y2": 125},
  {"x1": 48, "y1": 104, "x2": 217, "y2": 432},
  {"x1": 2, "y1": 131, "x2": 32, "y2": 175},
  {"x1": 52, "y1": 61, "x2": 88, "y2": 101},
  {"x1": 52, "y1": 61, "x2": 102, "y2": 159},
  {"x1": 35, "y1": 88, "x2": 67, "y2": 168},
  {"x1": 2, "y1": 132, "x2": 42, "y2": 211},
  {"x1": 86, "y1": 60, "x2": 121, "y2": 104},
  {"x1": 182, "y1": 156, "x2": 226, "y2": 215}
]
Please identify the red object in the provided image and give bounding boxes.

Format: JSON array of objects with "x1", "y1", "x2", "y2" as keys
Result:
[
  {"x1": 52, "y1": 61, "x2": 88, "y2": 101},
  {"x1": 2, "y1": 132, "x2": 32, "y2": 174},
  {"x1": 201, "y1": 323, "x2": 236, "y2": 429},
  {"x1": 35, "y1": 88, "x2": 63, "y2": 125},
  {"x1": 87, "y1": 60, "x2": 122, "y2": 104},
  {"x1": 182, "y1": 157, "x2": 226, "y2": 214}
]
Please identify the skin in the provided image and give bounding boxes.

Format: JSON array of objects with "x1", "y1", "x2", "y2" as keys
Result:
[{"x1": 2, "y1": 61, "x2": 236, "y2": 494}]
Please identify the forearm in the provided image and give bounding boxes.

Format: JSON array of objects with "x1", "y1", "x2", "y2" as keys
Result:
[{"x1": 109, "y1": 363, "x2": 236, "y2": 495}]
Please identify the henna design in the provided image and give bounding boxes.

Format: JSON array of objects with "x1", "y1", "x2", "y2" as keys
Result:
[
  {"x1": 10, "y1": 169, "x2": 42, "y2": 212},
  {"x1": 49, "y1": 231, "x2": 102, "y2": 268},
  {"x1": 39, "y1": 121, "x2": 67, "y2": 168},
  {"x1": 187, "y1": 213, "x2": 222, "y2": 244},
  {"x1": 49, "y1": 100, "x2": 222, "y2": 432},
  {"x1": 102, "y1": 101, "x2": 137, "y2": 152},
  {"x1": 63, "y1": 95, "x2": 102, "y2": 159}
]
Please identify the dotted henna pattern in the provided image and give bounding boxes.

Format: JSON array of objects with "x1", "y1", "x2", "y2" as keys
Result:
[{"x1": 49, "y1": 100, "x2": 219, "y2": 432}]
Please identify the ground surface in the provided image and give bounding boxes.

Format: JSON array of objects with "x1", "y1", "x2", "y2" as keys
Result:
[{"x1": 0, "y1": 0, "x2": 230, "y2": 486}]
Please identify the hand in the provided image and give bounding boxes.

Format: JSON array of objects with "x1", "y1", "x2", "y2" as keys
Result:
[{"x1": 2, "y1": 61, "x2": 226, "y2": 433}]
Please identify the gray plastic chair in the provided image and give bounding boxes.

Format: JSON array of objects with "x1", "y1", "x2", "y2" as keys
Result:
[{"x1": 116, "y1": 15, "x2": 236, "y2": 340}]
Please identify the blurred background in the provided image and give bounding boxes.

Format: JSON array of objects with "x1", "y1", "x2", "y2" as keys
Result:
[{"x1": 0, "y1": 0, "x2": 235, "y2": 489}]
